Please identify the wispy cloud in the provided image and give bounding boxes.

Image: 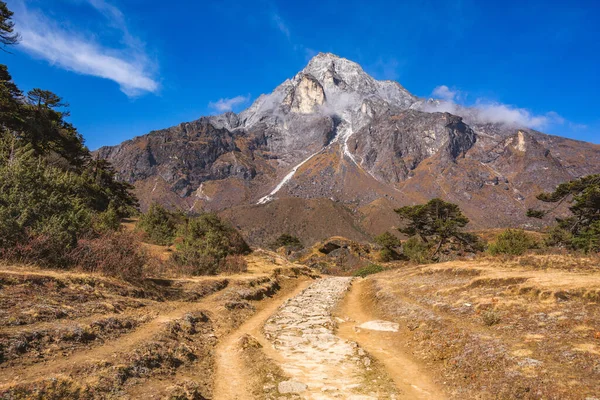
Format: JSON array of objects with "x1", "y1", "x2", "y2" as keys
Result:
[
  {"x1": 209, "y1": 95, "x2": 251, "y2": 112},
  {"x1": 13, "y1": 0, "x2": 158, "y2": 97},
  {"x1": 271, "y1": 13, "x2": 290, "y2": 39},
  {"x1": 428, "y1": 85, "x2": 573, "y2": 130},
  {"x1": 469, "y1": 102, "x2": 564, "y2": 129},
  {"x1": 270, "y1": 9, "x2": 316, "y2": 59}
]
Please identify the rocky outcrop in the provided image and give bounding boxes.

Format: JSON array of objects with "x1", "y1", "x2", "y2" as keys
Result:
[
  {"x1": 350, "y1": 110, "x2": 477, "y2": 183},
  {"x1": 286, "y1": 74, "x2": 326, "y2": 114}
]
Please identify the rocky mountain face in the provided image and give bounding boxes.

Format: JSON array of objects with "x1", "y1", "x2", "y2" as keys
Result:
[{"x1": 96, "y1": 53, "x2": 600, "y2": 245}]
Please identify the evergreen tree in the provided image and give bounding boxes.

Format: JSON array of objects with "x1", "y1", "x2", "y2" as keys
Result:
[
  {"x1": 395, "y1": 198, "x2": 479, "y2": 258},
  {"x1": 0, "y1": 1, "x2": 19, "y2": 50},
  {"x1": 528, "y1": 174, "x2": 600, "y2": 252},
  {"x1": 0, "y1": 1, "x2": 139, "y2": 268}
]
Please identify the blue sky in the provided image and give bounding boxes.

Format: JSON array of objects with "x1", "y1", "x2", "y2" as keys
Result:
[{"x1": 3, "y1": 0, "x2": 600, "y2": 149}]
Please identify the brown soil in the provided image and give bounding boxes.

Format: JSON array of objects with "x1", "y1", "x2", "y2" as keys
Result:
[
  {"x1": 335, "y1": 278, "x2": 446, "y2": 399},
  {"x1": 212, "y1": 278, "x2": 311, "y2": 399}
]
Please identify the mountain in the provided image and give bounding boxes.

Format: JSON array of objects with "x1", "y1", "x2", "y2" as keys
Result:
[{"x1": 96, "y1": 53, "x2": 600, "y2": 245}]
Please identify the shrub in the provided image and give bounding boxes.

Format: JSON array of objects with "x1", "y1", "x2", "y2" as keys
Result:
[
  {"x1": 402, "y1": 237, "x2": 431, "y2": 264},
  {"x1": 219, "y1": 254, "x2": 248, "y2": 274},
  {"x1": 544, "y1": 226, "x2": 573, "y2": 248},
  {"x1": 459, "y1": 232, "x2": 487, "y2": 253},
  {"x1": 482, "y1": 309, "x2": 502, "y2": 326},
  {"x1": 0, "y1": 207, "x2": 25, "y2": 249},
  {"x1": 5, "y1": 232, "x2": 72, "y2": 268},
  {"x1": 172, "y1": 214, "x2": 251, "y2": 275},
  {"x1": 92, "y1": 205, "x2": 122, "y2": 233},
  {"x1": 270, "y1": 234, "x2": 303, "y2": 250},
  {"x1": 379, "y1": 248, "x2": 397, "y2": 262},
  {"x1": 488, "y1": 229, "x2": 539, "y2": 256},
  {"x1": 353, "y1": 263, "x2": 385, "y2": 278},
  {"x1": 374, "y1": 231, "x2": 401, "y2": 248},
  {"x1": 70, "y1": 231, "x2": 147, "y2": 282},
  {"x1": 137, "y1": 204, "x2": 179, "y2": 246},
  {"x1": 374, "y1": 232, "x2": 401, "y2": 261}
]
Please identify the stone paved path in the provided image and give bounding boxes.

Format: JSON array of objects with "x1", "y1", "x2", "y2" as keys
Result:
[{"x1": 263, "y1": 277, "x2": 396, "y2": 399}]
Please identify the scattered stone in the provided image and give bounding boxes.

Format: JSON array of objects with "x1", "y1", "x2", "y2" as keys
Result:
[
  {"x1": 264, "y1": 278, "x2": 396, "y2": 398},
  {"x1": 278, "y1": 380, "x2": 307, "y2": 394},
  {"x1": 358, "y1": 320, "x2": 399, "y2": 332},
  {"x1": 517, "y1": 358, "x2": 543, "y2": 367}
]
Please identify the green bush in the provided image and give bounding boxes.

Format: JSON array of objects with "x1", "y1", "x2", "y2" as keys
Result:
[
  {"x1": 544, "y1": 225, "x2": 573, "y2": 248},
  {"x1": 92, "y1": 205, "x2": 122, "y2": 233},
  {"x1": 374, "y1": 231, "x2": 401, "y2": 248},
  {"x1": 379, "y1": 247, "x2": 397, "y2": 262},
  {"x1": 0, "y1": 157, "x2": 98, "y2": 267},
  {"x1": 137, "y1": 204, "x2": 179, "y2": 245},
  {"x1": 374, "y1": 232, "x2": 401, "y2": 261},
  {"x1": 488, "y1": 229, "x2": 539, "y2": 256},
  {"x1": 570, "y1": 220, "x2": 600, "y2": 253},
  {"x1": 459, "y1": 232, "x2": 487, "y2": 253},
  {"x1": 270, "y1": 234, "x2": 303, "y2": 250},
  {"x1": 172, "y1": 214, "x2": 251, "y2": 275},
  {"x1": 402, "y1": 237, "x2": 431, "y2": 264},
  {"x1": 353, "y1": 263, "x2": 385, "y2": 278}
]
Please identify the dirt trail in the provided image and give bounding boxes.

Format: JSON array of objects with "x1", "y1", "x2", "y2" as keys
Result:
[
  {"x1": 212, "y1": 278, "x2": 312, "y2": 399},
  {"x1": 336, "y1": 278, "x2": 446, "y2": 399}
]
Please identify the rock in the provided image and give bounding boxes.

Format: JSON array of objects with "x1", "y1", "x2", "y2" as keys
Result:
[
  {"x1": 358, "y1": 320, "x2": 400, "y2": 332},
  {"x1": 319, "y1": 241, "x2": 342, "y2": 254},
  {"x1": 278, "y1": 380, "x2": 307, "y2": 394}
]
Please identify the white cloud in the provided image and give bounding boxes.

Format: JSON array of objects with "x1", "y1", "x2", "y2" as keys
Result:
[
  {"x1": 568, "y1": 122, "x2": 588, "y2": 130},
  {"x1": 14, "y1": 1, "x2": 158, "y2": 97},
  {"x1": 470, "y1": 101, "x2": 564, "y2": 129},
  {"x1": 272, "y1": 13, "x2": 290, "y2": 39},
  {"x1": 209, "y1": 95, "x2": 251, "y2": 112},
  {"x1": 432, "y1": 85, "x2": 457, "y2": 101},
  {"x1": 424, "y1": 85, "x2": 570, "y2": 130}
]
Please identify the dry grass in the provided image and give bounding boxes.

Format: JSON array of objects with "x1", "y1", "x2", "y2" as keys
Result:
[
  {"x1": 0, "y1": 251, "x2": 315, "y2": 399},
  {"x1": 364, "y1": 254, "x2": 600, "y2": 399}
]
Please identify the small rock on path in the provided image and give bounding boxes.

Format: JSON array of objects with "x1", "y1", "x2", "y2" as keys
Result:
[{"x1": 358, "y1": 320, "x2": 400, "y2": 332}]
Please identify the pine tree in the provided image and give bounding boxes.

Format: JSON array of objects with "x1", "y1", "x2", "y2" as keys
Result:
[
  {"x1": 0, "y1": 1, "x2": 19, "y2": 50},
  {"x1": 528, "y1": 174, "x2": 600, "y2": 252},
  {"x1": 395, "y1": 198, "x2": 479, "y2": 258}
]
